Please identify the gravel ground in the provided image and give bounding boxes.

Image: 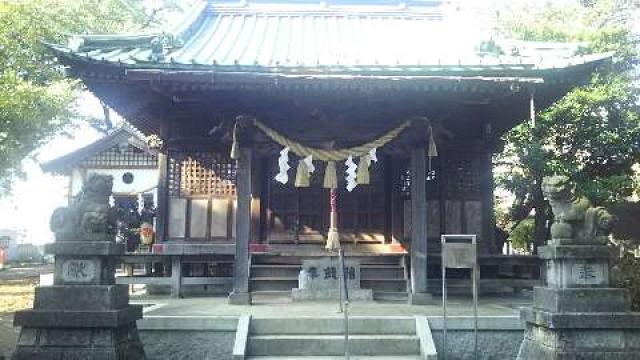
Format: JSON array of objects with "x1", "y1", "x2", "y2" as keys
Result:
[{"x1": 0, "y1": 263, "x2": 53, "y2": 358}]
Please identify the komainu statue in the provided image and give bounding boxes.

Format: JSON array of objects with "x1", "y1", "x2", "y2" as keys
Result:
[
  {"x1": 541, "y1": 175, "x2": 614, "y2": 244},
  {"x1": 50, "y1": 173, "x2": 117, "y2": 241}
]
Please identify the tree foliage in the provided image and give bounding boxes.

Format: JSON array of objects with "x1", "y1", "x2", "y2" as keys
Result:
[
  {"x1": 494, "y1": 0, "x2": 640, "y2": 248},
  {"x1": 0, "y1": 0, "x2": 180, "y2": 193}
]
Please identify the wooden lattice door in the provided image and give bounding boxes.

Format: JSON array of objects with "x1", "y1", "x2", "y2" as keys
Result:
[
  {"x1": 268, "y1": 159, "x2": 385, "y2": 243},
  {"x1": 167, "y1": 151, "x2": 237, "y2": 241}
]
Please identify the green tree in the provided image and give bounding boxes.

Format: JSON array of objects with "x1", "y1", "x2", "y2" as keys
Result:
[
  {"x1": 494, "y1": 0, "x2": 640, "y2": 248},
  {"x1": 0, "y1": 0, "x2": 180, "y2": 193}
]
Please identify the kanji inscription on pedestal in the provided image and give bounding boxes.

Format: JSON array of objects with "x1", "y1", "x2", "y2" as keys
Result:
[
  {"x1": 61, "y1": 259, "x2": 96, "y2": 283},
  {"x1": 301, "y1": 258, "x2": 361, "y2": 290},
  {"x1": 571, "y1": 262, "x2": 605, "y2": 286}
]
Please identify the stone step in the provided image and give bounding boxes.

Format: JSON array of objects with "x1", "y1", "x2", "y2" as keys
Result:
[
  {"x1": 251, "y1": 264, "x2": 404, "y2": 279},
  {"x1": 373, "y1": 291, "x2": 409, "y2": 302},
  {"x1": 362, "y1": 279, "x2": 407, "y2": 292},
  {"x1": 250, "y1": 317, "x2": 416, "y2": 335},
  {"x1": 252, "y1": 255, "x2": 402, "y2": 266},
  {"x1": 249, "y1": 278, "x2": 406, "y2": 292},
  {"x1": 247, "y1": 356, "x2": 423, "y2": 360},
  {"x1": 247, "y1": 334, "x2": 420, "y2": 356},
  {"x1": 250, "y1": 278, "x2": 297, "y2": 291}
]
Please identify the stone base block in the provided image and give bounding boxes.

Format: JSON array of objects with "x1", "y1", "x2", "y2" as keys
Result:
[
  {"x1": 14, "y1": 305, "x2": 143, "y2": 328},
  {"x1": 409, "y1": 292, "x2": 433, "y2": 305},
  {"x1": 538, "y1": 245, "x2": 614, "y2": 260},
  {"x1": 533, "y1": 287, "x2": 631, "y2": 313},
  {"x1": 34, "y1": 285, "x2": 129, "y2": 311},
  {"x1": 12, "y1": 324, "x2": 145, "y2": 360},
  {"x1": 518, "y1": 320, "x2": 640, "y2": 360},
  {"x1": 45, "y1": 241, "x2": 124, "y2": 256},
  {"x1": 520, "y1": 308, "x2": 640, "y2": 329},
  {"x1": 228, "y1": 291, "x2": 252, "y2": 305},
  {"x1": 291, "y1": 288, "x2": 373, "y2": 302}
]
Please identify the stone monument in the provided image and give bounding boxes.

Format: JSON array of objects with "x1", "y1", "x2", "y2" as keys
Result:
[
  {"x1": 12, "y1": 174, "x2": 146, "y2": 359},
  {"x1": 517, "y1": 175, "x2": 640, "y2": 359},
  {"x1": 291, "y1": 257, "x2": 373, "y2": 301}
]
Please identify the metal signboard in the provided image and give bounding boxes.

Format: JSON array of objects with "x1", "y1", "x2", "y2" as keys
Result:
[
  {"x1": 441, "y1": 234, "x2": 478, "y2": 360},
  {"x1": 442, "y1": 242, "x2": 476, "y2": 269}
]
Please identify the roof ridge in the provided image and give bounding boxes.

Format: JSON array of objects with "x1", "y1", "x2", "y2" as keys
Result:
[{"x1": 205, "y1": 0, "x2": 443, "y2": 18}]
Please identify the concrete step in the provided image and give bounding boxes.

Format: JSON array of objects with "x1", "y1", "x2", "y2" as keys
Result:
[
  {"x1": 247, "y1": 356, "x2": 423, "y2": 359},
  {"x1": 252, "y1": 255, "x2": 402, "y2": 266},
  {"x1": 361, "y1": 279, "x2": 406, "y2": 292},
  {"x1": 361, "y1": 265, "x2": 405, "y2": 279},
  {"x1": 247, "y1": 334, "x2": 420, "y2": 356},
  {"x1": 250, "y1": 317, "x2": 416, "y2": 335},
  {"x1": 251, "y1": 265, "x2": 301, "y2": 278},
  {"x1": 373, "y1": 291, "x2": 409, "y2": 302},
  {"x1": 250, "y1": 278, "x2": 297, "y2": 291},
  {"x1": 251, "y1": 264, "x2": 405, "y2": 280}
]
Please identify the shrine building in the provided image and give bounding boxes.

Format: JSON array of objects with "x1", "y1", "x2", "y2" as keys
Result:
[{"x1": 48, "y1": 0, "x2": 611, "y2": 303}]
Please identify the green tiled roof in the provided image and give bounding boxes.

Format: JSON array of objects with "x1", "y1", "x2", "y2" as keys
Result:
[{"x1": 50, "y1": 0, "x2": 611, "y2": 77}]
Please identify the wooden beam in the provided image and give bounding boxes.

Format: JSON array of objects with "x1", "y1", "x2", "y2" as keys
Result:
[
  {"x1": 409, "y1": 147, "x2": 432, "y2": 305},
  {"x1": 391, "y1": 157, "x2": 406, "y2": 244},
  {"x1": 155, "y1": 152, "x2": 169, "y2": 242},
  {"x1": 250, "y1": 155, "x2": 262, "y2": 243},
  {"x1": 229, "y1": 146, "x2": 253, "y2": 305},
  {"x1": 170, "y1": 256, "x2": 182, "y2": 298}
]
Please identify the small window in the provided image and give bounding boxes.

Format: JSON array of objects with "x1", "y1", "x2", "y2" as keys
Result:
[{"x1": 122, "y1": 172, "x2": 134, "y2": 184}]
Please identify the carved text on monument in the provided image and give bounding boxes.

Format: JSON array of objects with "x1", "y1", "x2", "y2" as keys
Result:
[{"x1": 61, "y1": 259, "x2": 96, "y2": 283}]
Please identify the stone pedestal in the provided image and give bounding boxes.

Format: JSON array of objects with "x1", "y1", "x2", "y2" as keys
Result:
[
  {"x1": 12, "y1": 241, "x2": 145, "y2": 360},
  {"x1": 292, "y1": 257, "x2": 373, "y2": 302},
  {"x1": 517, "y1": 244, "x2": 640, "y2": 359}
]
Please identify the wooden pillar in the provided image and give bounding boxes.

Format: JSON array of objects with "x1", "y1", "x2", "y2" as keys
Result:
[
  {"x1": 250, "y1": 157, "x2": 262, "y2": 243},
  {"x1": 390, "y1": 157, "x2": 405, "y2": 244},
  {"x1": 481, "y1": 150, "x2": 496, "y2": 254},
  {"x1": 170, "y1": 256, "x2": 182, "y2": 298},
  {"x1": 229, "y1": 146, "x2": 252, "y2": 305},
  {"x1": 155, "y1": 152, "x2": 169, "y2": 242},
  {"x1": 409, "y1": 147, "x2": 432, "y2": 304}
]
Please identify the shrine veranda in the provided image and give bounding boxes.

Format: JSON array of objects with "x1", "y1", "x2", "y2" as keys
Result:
[{"x1": 46, "y1": 0, "x2": 610, "y2": 303}]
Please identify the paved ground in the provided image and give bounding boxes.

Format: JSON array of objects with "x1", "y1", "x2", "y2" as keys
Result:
[
  {"x1": 133, "y1": 292, "x2": 532, "y2": 318},
  {"x1": 0, "y1": 263, "x2": 531, "y2": 358}
]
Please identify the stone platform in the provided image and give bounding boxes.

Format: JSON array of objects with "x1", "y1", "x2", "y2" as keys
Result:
[{"x1": 12, "y1": 242, "x2": 145, "y2": 360}]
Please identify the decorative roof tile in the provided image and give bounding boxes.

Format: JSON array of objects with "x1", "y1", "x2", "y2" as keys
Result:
[{"x1": 50, "y1": 0, "x2": 611, "y2": 76}]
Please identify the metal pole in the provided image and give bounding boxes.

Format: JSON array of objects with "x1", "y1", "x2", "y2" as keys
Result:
[
  {"x1": 337, "y1": 255, "x2": 343, "y2": 313},
  {"x1": 473, "y1": 263, "x2": 478, "y2": 360},
  {"x1": 442, "y1": 236, "x2": 447, "y2": 360},
  {"x1": 339, "y1": 248, "x2": 349, "y2": 360}
]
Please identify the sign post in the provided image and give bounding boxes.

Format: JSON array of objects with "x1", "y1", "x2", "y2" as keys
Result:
[{"x1": 441, "y1": 234, "x2": 478, "y2": 360}]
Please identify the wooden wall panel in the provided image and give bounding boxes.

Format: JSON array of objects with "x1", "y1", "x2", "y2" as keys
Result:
[
  {"x1": 464, "y1": 200, "x2": 483, "y2": 236},
  {"x1": 168, "y1": 198, "x2": 187, "y2": 238},
  {"x1": 444, "y1": 200, "x2": 462, "y2": 234},
  {"x1": 426, "y1": 201, "x2": 440, "y2": 238},
  {"x1": 190, "y1": 199, "x2": 209, "y2": 238},
  {"x1": 210, "y1": 198, "x2": 229, "y2": 238}
]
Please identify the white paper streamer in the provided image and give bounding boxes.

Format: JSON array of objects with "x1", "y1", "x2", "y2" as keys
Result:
[
  {"x1": 345, "y1": 155, "x2": 358, "y2": 192},
  {"x1": 368, "y1": 148, "x2": 378, "y2": 163},
  {"x1": 303, "y1": 155, "x2": 315, "y2": 174},
  {"x1": 275, "y1": 147, "x2": 291, "y2": 184}
]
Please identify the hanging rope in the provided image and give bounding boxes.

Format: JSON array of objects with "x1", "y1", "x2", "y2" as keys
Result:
[{"x1": 253, "y1": 120, "x2": 411, "y2": 161}]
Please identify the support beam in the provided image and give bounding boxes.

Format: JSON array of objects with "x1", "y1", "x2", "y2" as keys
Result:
[
  {"x1": 155, "y1": 152, "x2": 169, "y2": 242},
  {"x1": 390, "y1": 157, "x2": 405, "y2": 244},
  {"x1": 229, "y1": 146, "x2": 253, "y2": 305},
  {"x1": 170, "y1": 256, "x2": 182, "y2": 298},
  {"x1": 410, "y1": 148, "x2": 432, "y2": 304}
]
